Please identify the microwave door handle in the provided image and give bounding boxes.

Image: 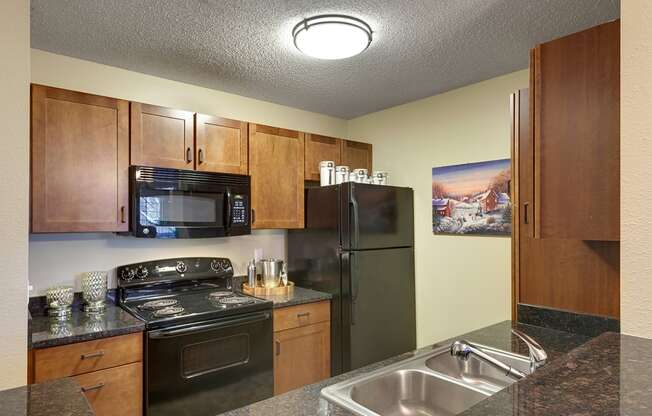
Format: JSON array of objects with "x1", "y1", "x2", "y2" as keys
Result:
[
  {"x1": 224, "y1": 188, "x2": 232, "y2": 232},
  {"x1": 148, "y1": 312, "x2": 271, "y2": 339}
]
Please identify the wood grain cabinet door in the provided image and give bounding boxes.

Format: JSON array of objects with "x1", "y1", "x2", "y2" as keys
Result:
[
  {"x1": 130, "y1": 102, "x2": 194, "y2": 169},
  {"x1": 341, "y1": 139, "x2": 373, "y2": 172},
  {"x1": 273, "y1": 321, "x2": 330, "y2": 395},
  {"x1": 195, "y1": 114, "x2": 248, "y2": 174},
  {"x1": 513, "y1": 88, "x2": 620, "y2": 319},
  {"x1": 531, "y1": 20, "x2": 620, "y2": 241},
  {"x1": 304, "y1": 133, "x2": 342, "y2": 181},
  {"x1": 248, "y1": 124, "x2": 305, "y2": 229},
  {"x1": 31, "y1": 85, "x2": 129, "y2": 233},
  {"x1": 74, "y1": 362, "x2": 142, "y2": 416}
]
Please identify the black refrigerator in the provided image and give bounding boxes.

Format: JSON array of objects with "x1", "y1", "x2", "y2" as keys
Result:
[{"x1": 288, "y1": 182, "x2": 416, "y2": 376}]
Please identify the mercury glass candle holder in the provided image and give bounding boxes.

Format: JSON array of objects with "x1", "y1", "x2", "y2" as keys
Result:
[
  {"x1": 81, "y1": 271, "x2": 108, "y2": 313},
  {"x1": 46, "y1": 286, "x2": 74, "y2": 319}
]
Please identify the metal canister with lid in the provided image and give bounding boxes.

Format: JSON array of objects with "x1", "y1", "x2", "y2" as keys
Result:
[
  {"x1": 352, "y1": 168, "x2": 368, "y2": 183},
  {"x1": 335, "y1": 166, "x2": 349, "y2": 184},
  {"x1": 319, "y1": 161, "x2": 335, "y2": 186},
  {"x1": 371, "y1": 171, "x2": 389, "y2": 185}
]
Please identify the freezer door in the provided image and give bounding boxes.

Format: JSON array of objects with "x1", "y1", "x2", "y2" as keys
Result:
[
  {"x1": 342, "y1": 247, "x2": 416, "y2": 372},
  {"x1": 341, "y1": 183, "x2": 414, "y2": 250}
]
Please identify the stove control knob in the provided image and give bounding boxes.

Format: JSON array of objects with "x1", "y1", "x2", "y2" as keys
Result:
[
  {"x1": 210, "y1": 259, "x2": 223, "y2": 272},
  {"x1": 136, "y1": 266, "x2": 149, "y2": 280},
  {"x1": 220, "y1": 259, "x2": 231, "y2": 270},
  {"x1": 121, "y1": 268, "x2": 135, "y2": 281},
  {"x1": 176, "y1": 261, "x2": 187, "y2": 274}
]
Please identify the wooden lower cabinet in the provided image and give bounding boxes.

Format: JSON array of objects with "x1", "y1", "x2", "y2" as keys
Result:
[
  {"x1": 273, "y1": 301, "x2": 331, "y2": 395},
  {"x1": 32, "y1": 332, "x2": 143, "y2": 415},
  {"x1": 75, "y1": 362, "x2": 142, "y2": 416}
]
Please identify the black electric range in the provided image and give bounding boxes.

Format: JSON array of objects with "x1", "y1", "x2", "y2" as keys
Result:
[{"x1": 116, "y1": 257, "x2": 273, "y2": 416}]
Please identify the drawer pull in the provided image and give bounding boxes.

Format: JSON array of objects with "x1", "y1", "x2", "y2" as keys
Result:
[
  {"x1": 81, "y1": 382, "x2": 105, "y2": 393},
  {"x1": 297, "y1": 312, "x2": 311, "y2": 318},
  {"x1": 81, "y1": 350, "x2": 105, "y2": 360},
  {"x1": 275, "y1": 340, "x2": 281, "y2": 356}
]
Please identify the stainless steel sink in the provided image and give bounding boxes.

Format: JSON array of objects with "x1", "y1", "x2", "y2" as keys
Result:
[
  {"x1": 321, "y1": 344, "x2": 532, "y2": 416},
  {"x1": 350, "y1": 369, "x2": 488, "y2": 416}
]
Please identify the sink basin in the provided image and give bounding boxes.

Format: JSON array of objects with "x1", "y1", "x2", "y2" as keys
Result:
[
  {"x1": 426, "y1": 345, "x2": 531, "y2": 392},
  {"x1": 322, "y1": 343, "x2": 532, "y2": 416},
  {"x1": 350, "y1": 370, "x2": 488, "y2": 416}
]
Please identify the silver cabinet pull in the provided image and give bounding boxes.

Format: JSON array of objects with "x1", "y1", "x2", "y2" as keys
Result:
[
  {"x1": 186, "y1": 147, "x2": 193, "y2": 163},
  {"x1": 80, "y1": 350, "x2": 105, "y2": 360},
  {"x1": 81, "y1": 382, "x2": 105, "y2": 393}
]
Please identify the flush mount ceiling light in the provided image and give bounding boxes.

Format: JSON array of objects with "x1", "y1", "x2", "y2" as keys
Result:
[{"x1": 292, "y1": 14, "x2": 372, "y2": 60}]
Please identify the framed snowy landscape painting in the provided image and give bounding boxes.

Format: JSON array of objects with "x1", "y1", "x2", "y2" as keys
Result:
[{"x1": 432, "y1": 159, "x2": 512, "y2": 236}]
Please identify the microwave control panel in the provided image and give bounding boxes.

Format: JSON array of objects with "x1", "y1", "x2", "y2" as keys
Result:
[{"x1": 231, "y1": 195, "x2": 248, "y2": 225}]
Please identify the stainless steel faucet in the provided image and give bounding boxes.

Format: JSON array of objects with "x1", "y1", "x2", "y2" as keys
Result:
[
  {"x1": 450, "y1": 329, "x2": 548, "y2": 380},
  {"x1": 450, "y1": 340, "x2": 527, "y2": 380},
  {"x1": 511, "y1": 329, "x2": 547, "y2": 373}
]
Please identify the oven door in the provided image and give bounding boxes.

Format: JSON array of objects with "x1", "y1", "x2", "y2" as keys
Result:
[{"x1": 145, "y1": 311, "x2": 273, "y2": 416}]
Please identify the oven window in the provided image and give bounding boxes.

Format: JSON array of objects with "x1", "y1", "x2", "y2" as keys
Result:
[
  {"x1": 182, "y1": 334, "x2": 250, "y2": 378},
  {"x1": 139, "y1": 192, "x2": 224, "y2": 226}
]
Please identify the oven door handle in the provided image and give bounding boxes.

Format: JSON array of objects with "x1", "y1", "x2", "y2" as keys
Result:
[{"x1": 148, "y1": 312, "x2": 271, "y2": 339}]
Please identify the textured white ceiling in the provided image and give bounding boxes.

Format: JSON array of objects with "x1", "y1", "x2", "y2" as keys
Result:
[{"x1": 30, "y1": 0, "x2": 619, "y2": 119}]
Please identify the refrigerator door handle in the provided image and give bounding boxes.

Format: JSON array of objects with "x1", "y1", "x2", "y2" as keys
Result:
[
  {"x1": 350, "y1": 251, "x2": 359, "y2": 325},
  {"x1": 349, "y1": 195, "x2": 360, "y2": 249}
]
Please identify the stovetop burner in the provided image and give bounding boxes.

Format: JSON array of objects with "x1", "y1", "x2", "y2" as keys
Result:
[
  {"x1": 208, "y1": 291, "x2": 234, "y2": 298},
  {"x1": 218, "y1": 296, "x2": 255, "y2": 306},
  {"x1": 139, "y1": 299, "x2": 179, "y2": 310},
  {"x1": 153, "y1": 306, "x2": 186, "y2": 317}
]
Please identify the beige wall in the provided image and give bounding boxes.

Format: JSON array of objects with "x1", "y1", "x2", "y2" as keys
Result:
[
  {"x1": 29, "y1": 50, "x2": 348, "y2": 296},
  {"x1": 348, "y1": 70, "x2": 529, "y2": 347},
  {"x1": 0, "y1": 0, "x2": 29, "y2": 389},
  {"x1": 621, "y1": 2, "x2": 652, "y2": 338}
]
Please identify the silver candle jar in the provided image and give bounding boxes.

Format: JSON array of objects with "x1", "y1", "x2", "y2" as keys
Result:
[
  {"x1": 46, "y1": 286, "x2": 74, "y2": 319},
  {"x1": 81, "y1": 271, "x2": 108, "y2": 313}
]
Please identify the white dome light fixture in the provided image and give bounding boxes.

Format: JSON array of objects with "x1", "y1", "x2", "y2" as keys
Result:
[{"x1": 292, "y1": 14, "x2": 372, "y2": 60}]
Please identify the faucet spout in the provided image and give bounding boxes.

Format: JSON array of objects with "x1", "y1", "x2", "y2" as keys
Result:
[
  {"x1": 511, "y1": 329, "x2": 548, "y2": 373},
  {"x1": 450, "y1": 339, "x2": 527, "y2": 380}
]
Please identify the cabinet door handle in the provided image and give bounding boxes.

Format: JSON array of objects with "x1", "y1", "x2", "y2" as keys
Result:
[
  {"x1": 186, "y1": 147, "x2": 193, "y2": 163},
  {"x1": 275, "y1": 340, "x2": 281, "y2": 356},
  {"x1": 81, "y1": 383, "x2": 105, "y2": 393},
  {"x1": 81, "y1": 350, "x2": 105, "y2": 360},
  {"x1": 120, "y1": 206, "x2": 126, "y2": 223},
  {"x1": 297, "y1": 312, "x2": 311, "y2": 318},
  {"x1": 251, "y1": 209, "x2": 256, "y2": 224},
  {"x1": 523, "y1": 202, "x2": 529, "y2": 225},
  {"x1": 198, "y1": 148, "x2": 204, "y2": 164}
]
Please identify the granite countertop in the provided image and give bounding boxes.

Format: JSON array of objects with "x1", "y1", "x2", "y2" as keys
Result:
[
  {"x1": 0, "y1": 378, "x2": 93, "y2": 416},
  {"x1": 219, "y1": 320, "x2": 591, "y2": 416},
  {"x1": 461, "y1": 331, "x2": 652, "y2": 416},
  {"x1": 30, "y1": 302, "x2": 144, "y2": 349},
  {"x1": 255, "y1": 286, "x2": 332, "y2": 309}
]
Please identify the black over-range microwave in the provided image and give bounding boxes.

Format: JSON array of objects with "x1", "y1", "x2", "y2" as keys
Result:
[{"x1": 130, "y1": 166, "x2": 251, "y2": 238}]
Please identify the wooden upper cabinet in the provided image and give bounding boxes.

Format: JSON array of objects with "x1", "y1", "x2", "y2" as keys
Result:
[
  {"x1": 249, "y1": 124, "x2": 305, "y2": 229},
  {"x1": 195, "y1": 114, "x2": 248, "y2": 174},
  {"x1": 31, "y1": 85, "x2": 129, "y2": 233},
  {"x1": 512, "y1": 88, "x2": 620, "y2": 319},
  {"x1": 531, "y1": 20, "x2": 620, "y2": 241},
  {"x1": 341, "y1": 139, "x2": 373, "y2": 172},
  {"x1": 304, "y1": 133, "x2": 342, "y2": 181},
  {"x1": 130, "y1": 103, "x2": 194, "y2": 169}
]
